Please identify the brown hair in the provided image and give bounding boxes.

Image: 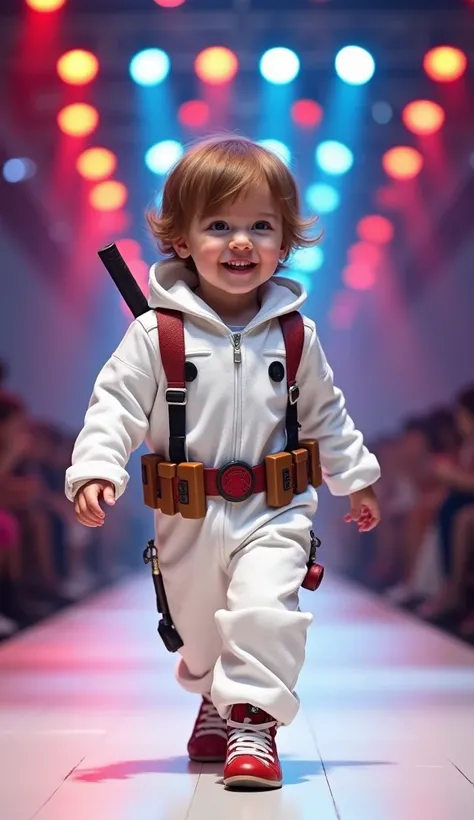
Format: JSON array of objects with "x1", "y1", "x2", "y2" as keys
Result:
[{"x1": 146, "y1": 134, "x2": 319, "y2": 269}]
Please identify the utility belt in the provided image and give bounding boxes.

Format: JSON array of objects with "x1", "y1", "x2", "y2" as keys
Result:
[{"x1": 141, "y1": 439, "x2": 322, "y2": 518}]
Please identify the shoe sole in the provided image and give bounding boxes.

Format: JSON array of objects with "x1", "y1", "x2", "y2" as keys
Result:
[
  {"x1": 189, "y1": 755, "x2": 226, "y2": 763},
  {"x1": 224, "y1": 775, "x2": 282, "y2": 790}
]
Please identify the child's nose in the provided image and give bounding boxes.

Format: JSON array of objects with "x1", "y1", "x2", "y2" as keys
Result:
[{"x1": 229, "y1": 231, "x2": 253, "y2": 250}]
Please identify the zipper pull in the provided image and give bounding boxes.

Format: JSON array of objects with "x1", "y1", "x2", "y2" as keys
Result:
[{"x1": 231, "y1": 333, "x2": 242, "y2": 364}]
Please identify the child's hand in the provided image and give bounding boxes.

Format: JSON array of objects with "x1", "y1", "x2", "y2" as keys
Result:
[
  {"x1": 344, "y1": 486, "x2": 381, "y2": 532},
  {"x1": 74, "y1": 479, "x2": 115, "y2": 527}
]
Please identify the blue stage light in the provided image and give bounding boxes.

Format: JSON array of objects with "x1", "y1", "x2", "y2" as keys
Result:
[
  {"x1": 129, "y1": 49, "x2": 170, "y2": 86},
  {"x1": 257, "y1": 139, "x2": 291, "y2": 165},
  {"x1": 259, "y1": 48, "x2": 300, "y2": 84},
  {"x1": 291, "y1": 246, "x2": 324, "y2": 272},
  {"x1": 315, "y1": 141, "x2": 354, "y2": 175},
  {"x1": 2, "y1": 158, "x2": 36, "y2": 182},
  {"x1": 306, "y1": 183, "x2": 340, "y2": 214},
  {"x1": 145, "y1": 141, "x2": 183, "y2": 174},
  {"x1": 335, "y1": 46, "x2": 375, "y2": 85}
]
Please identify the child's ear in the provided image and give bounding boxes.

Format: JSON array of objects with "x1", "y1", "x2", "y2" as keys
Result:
[{"x1": 173, "y1": 238, "x2": 191, "y2": 259}]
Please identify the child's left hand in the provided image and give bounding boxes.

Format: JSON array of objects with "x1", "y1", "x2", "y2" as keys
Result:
[{"x1": 344, "y1": 486, "x2": 381, "y2": 532}]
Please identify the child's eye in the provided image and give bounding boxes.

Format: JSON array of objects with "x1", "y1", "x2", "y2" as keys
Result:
[
  {"x1": 207, "y1": 221, "x2": 229, "y2": 231},
  {"x1": 253, "y1": 221, "x2": 272, "y2": 230}
]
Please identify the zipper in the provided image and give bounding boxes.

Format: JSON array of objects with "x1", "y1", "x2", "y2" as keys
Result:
[{"x1": 231, "y1": 333, "x2": 242, "y2": 364}]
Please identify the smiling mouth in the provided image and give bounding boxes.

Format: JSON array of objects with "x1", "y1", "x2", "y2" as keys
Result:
[{"x1": 221, "y1": 261, "x2": 257, "y2": 272}]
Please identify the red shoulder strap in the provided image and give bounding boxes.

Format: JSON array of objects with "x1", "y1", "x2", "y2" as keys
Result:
[
  {"x1": 156, "y1": 309, "x2": 186, "y2": 389},
  {"x1": 278, "y1": 311, "x2": 304, "y2": 392}
]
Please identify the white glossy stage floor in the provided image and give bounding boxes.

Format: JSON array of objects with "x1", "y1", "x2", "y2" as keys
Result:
[{"x1": 1, "y1": 572, "x2": 474, "y2": 820}]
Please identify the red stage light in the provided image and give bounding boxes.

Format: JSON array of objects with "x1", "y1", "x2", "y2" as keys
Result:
[
  {"x1": 382, "y1": 146, "x2": 423, "y2": 180},
  {"x1": 90, "y1": 181, "x2": 128, "y2": 211},
  {"x1": 26, "y1": 0, "x2": 66, "y2": 10},
  {"x1": 402, "y1": 100, "x2": 445, "y2": 135},
  {"x1": 347, "y1": 242, "x2": 382, "y2": 267},
  {"x1": 343, "y1": 264, "x2": 376, "y2": 291},
  {"x1": 178, "y1": 100, "x2": 210, "y2": 128},
  {"x1": 116, "y1": 239, "x2": 142, "y2": 258},
  {"x1": 57, "y1": 50, "x2": 99, "y2": 86},
  {"x1": 194, "y1": 47, "x2": 238, "y2": 84},
  {"x1": 291, "y1": 99, "x2": 323, "y2": 128},
  {"x1": 154, "y1": 0, "x2": 185, "y2": 5},
  {"x1": 423, "y1": 46, "x2": 467, "y2": 82},
  {"x1": 76, "y1": 148, "x2": 117, "y2": 180},
  {"x1": 357, "y1": 216, "x2": 394, "y2": 245},
  {"x1": 57, "y1": 103, "x2": 99, "y2": 136}
]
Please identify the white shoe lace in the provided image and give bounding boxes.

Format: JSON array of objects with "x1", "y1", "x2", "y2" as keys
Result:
[
  {"x1": 194, "y1": 699, "x2": 227, "y2": 739},
  {"x1": 226, "y1": 717, "x2": 276, "y2": 765}
]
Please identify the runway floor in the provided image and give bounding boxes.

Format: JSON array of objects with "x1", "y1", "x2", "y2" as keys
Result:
[{"x1": 1, "y1": 571, "x2": 474, "y2": 820}]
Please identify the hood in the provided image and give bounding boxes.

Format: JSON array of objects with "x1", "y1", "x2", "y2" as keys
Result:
[{"x1": 147, "y1": 257, "x2": 307, "y2": 332}]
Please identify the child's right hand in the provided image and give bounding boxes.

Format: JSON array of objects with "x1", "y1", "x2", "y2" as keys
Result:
[{"x1": 74, "y1": 479, "x2": 115, "y2": 527}]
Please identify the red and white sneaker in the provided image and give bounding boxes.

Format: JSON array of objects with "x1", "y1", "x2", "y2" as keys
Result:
[
  {"x1": 224, "y1": 704, "x2": 282, "y2": 789},
  {"x1": 187, "y1": 695, "x2": 228, "y2": 762}
]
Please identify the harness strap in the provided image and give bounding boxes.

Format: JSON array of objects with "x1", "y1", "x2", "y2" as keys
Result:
[{"x1": 156, "y1": 309, "x2": 304, "y2": 462}]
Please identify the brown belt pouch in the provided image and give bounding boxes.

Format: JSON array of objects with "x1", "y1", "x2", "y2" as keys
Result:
[
  {"x1": 141, "y1": 454, "x2": 164, "y2": 509},
  {"x1": 158, "y1": 462, "x2": 177, "y2": 515},
  {"x1": 265, "y1": 452, "x2": 294, "y2": 507},
  {"x1": 176, "y1": 462, "x2": 206, "y2": 519},
  {"x1": 300, "y1": 439, "x2": 322, "y2": 487},
  {"x1": 291, "y1": 448, "x2": 309, "y2": 493}
]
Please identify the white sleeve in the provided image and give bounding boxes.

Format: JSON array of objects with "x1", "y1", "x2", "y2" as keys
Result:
[
  {"x1": 296, "y1": 322, "x2": 381, "y2": 496},
  {"x1": 65, "y1": 318, "x2": 159, "y2": 502}
]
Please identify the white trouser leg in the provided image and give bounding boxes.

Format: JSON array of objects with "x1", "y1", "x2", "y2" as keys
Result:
[
  {"x1": 156, "y1": 510, "x2": 227, "y2": 696},
  {"x1": 211, "y1": 506, "x2": 313, "y2": 726}
]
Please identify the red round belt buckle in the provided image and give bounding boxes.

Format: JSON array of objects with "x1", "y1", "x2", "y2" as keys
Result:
[{"x1": 216, "y1": 461, "x2": 255, "y2": 502}]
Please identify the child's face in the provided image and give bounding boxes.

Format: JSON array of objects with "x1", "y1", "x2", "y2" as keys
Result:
[{"x1": 174, "y1": 185, "x2": 285, "y2": 300}]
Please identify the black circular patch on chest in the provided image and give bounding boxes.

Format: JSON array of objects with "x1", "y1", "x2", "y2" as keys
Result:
[
  {"x1": 185, "y1": 361, "x2": 198, "y2": 382},
  {"x1": 268, "y1": 361, "x2": 285, "y2": 382}
]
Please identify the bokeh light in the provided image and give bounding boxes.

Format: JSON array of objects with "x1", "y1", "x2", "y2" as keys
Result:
[
  {"x1": 76, "y1": 148, "x2": 117, "y2": 181},
  {"x1": 423, "y1": 46, "x2": 467, "y2": 82},
  {"x1": 257, "y1": 140, "x2": 291, "y2": 166},
  {"x1": 26, "y1": 0, "x2": 66, "y2": 9},
  {"x1": 382, "y1": 146, "x2": 423, "y2": 180},
  {"x1": 178, "y1": 100, "x2": 210, "y2": 128},
  {"x1": 57, "y1": 103, "x2": 99, "y2": 136},
  {"x1": 291, "y1": 99, "x2": 323, "y2": 128},
  {"x1": 343, "y1": 263, "x2": 376, "y2": 290},
  {"x1": 116, "y1": 239, "x2": 142, "y2": 258},
  {"x1": 57, "y1": 50, "x2": 99, "y2": 85},
  {"x1": 357, "y1": 215, "x2": 394, "y2": 244},
  {"x1": 372, "y1": 101, "x2": 393, "y2": 124},
  {"x1": 329, "y1": 290, "x2": 357, "y2": 330},
  {"x1": 194, "y1": 47, "x2": 238, "y2": 84},
  {"x1": 306, "y1": 183, "x2": 340, "y2": 214},
  {"x1": 145, "y1": 140, "x2": 183, "y2": 174},
  {"x1": 89, "y1": 181, "x2": 128, "y2": 211},
  {"x1": 153, "y1": 0, "x2": 185, "y2": 5},
  {"x1": 259, "y1": 48, "x2": 300, "y2": 84},
  {"x1": 315, "y1": 141, "x2": 353, "y2": 175},
  {"x1": 402, "y1": 100, "x2": 445, "y2": 135},
  {"x1": 2, "y1": 158, "x2": 36, "y2": 183},
  {"x1": 129, "y1": 49, "x2": 170, "y2": 86},
  {"x1": 291, "y1": 246, "x2": 324, "y2": 272},
  {"x1": 335, "y1": 46, "x2": 375, "y2": 85},
  {"x1": 347, "y1": 242, "x2": 383, "y2": 267}
]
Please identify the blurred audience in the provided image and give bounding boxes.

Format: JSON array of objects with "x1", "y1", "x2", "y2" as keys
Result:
[
  {"x1": 0, "y1": 359, "x2": 144, "y2": 640},
  {"x1": 353, "y1": 385, "x2": 474, "y2": 644}
]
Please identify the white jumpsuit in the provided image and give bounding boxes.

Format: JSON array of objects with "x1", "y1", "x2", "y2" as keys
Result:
[{"x1": 65, "y1": 259, "x2": 380, "y2": 725}]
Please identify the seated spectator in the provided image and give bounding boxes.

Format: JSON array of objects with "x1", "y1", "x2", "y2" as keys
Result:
[
  {"x1": 416, "y1": 386, "x2": 474, "y2": 621},
  {"x1": 384, "y1": 416, "x2": 448, "y2": 603}
]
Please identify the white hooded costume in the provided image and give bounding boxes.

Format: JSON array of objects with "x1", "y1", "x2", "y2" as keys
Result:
[{"x1": 65, "y1": 259, "x2": 380, "y2": 724}]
